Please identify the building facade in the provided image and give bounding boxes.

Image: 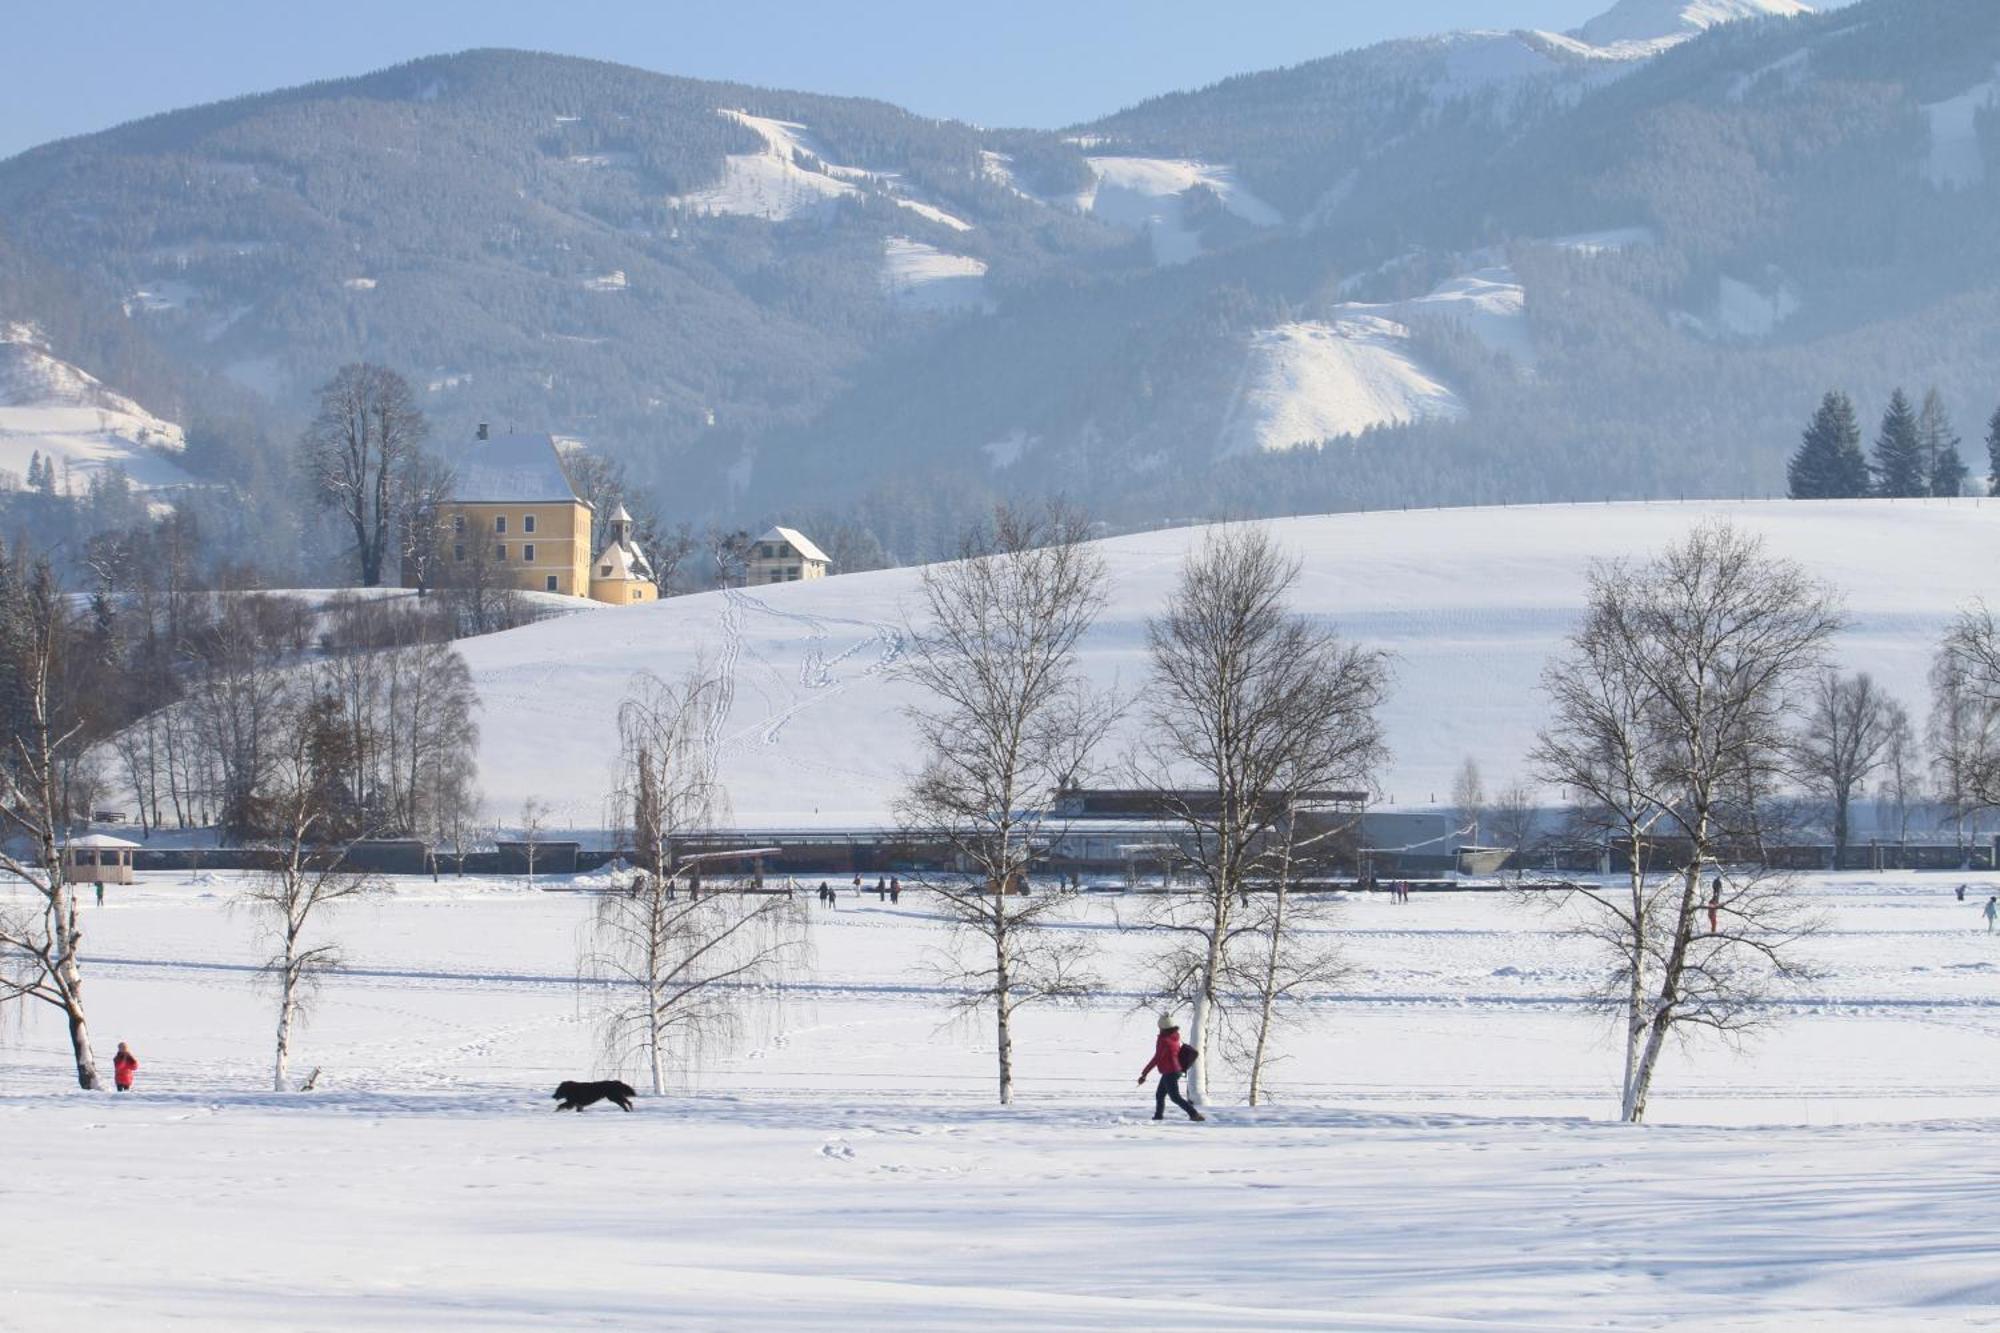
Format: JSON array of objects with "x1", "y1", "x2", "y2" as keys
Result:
[
  {"x1": 431, "y1": 429, "x2": 658, "y2": 605},
  {"x1": 745, "y1": 526, "x2": 831, "y2": 585}
]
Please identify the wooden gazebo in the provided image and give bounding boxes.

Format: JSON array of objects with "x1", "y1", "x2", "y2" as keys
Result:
[{"x1": 64, "y1": 833, "x2": 140, "y2": 885}]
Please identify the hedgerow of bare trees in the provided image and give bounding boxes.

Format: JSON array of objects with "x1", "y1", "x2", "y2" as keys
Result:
[
  {"x1": 896, "y1": 504, "x2": 1118, "y2": 1105},
  {"x1": 1531, "y1": 523, "x2": 1839, "y2": 1123},
  {"x1": 588, "y1": 668, "x2": 807, "y2": 1095},
  {"x1": 1932, "y1": 606, "x2": 2000, "y2": 842},
  {"x1": 1137, "y1": 525, "x2": 1389, "y2": 1105}
]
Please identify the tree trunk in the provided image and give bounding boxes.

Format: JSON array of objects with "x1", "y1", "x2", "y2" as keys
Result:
[
  {"x1": 994, "y1": 924, "x2": 1014, "y2": 1105},
  {"x1": 274, "y1": 988, "x2": 294, "y2": 1092},
  {"x1": 1246, "y1": 874, "x2": 1288, "y2": 1107},
  {"x1": 1190, "y1": 937, "x2": 1221, "y2": 1106}
]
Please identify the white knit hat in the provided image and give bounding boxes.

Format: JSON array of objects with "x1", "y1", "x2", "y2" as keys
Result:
[{"x1": 1157, "y1": 1013, "x2": 1177, "y2": 1032}]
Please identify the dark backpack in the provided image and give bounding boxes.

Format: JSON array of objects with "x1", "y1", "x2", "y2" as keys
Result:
[{"x1": 1178, "y1": 1044, "x2": 1198, "y2": 1072}]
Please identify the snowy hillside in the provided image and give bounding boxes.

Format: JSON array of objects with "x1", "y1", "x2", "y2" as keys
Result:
[
  {"x1": 1077, "y1": 156, "x2": 1284, "y2": 265},
  {"x1": 1222, "y1": 320, "x2": 1467, "y2": 454},
  {"x1": 455, "y1": 499, "x2": 1997, "y2": 830},
  {"x1": 0, "y1": 324, "x2": 194, "y2": 491},
  {"x1": 1575, "y1": 0, "x2": 1814, "y2": 51}
]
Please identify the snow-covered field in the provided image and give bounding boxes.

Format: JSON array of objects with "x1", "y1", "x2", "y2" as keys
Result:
[
  {"x1": 456, "y1": 499, "x2": 1999, "y2": 832},
  {"x1": 7, "y1": 869, "x2": 2000, "y2": 1327}
]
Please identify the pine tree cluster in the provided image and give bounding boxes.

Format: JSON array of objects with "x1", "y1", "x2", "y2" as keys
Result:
[{"x1": 1787, "y1": 386, "x2": 1984, "y2": 500}]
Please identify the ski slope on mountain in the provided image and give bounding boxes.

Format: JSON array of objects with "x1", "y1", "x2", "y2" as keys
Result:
[
  {"x1": 0, "y1": 324, "x2": 194, "y2": 492},
  {"x1": 456, "y1": 499, "x2": 1997, "y2": 831}
]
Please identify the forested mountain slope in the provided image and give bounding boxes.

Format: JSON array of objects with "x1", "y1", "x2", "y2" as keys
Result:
[{"x1": 0, "y1": 0, "x2": 1995, "y2": 557}]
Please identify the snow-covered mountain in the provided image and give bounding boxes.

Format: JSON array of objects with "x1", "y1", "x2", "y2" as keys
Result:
[
  {"x1": 5, "y1": 0, "x2": 1993, "y2": 548},
  {"x1": 1575, "y1": 0, "x2": 1815, "y2": 50},
  {"x1": 0, "y1": 323, "x2": 193, "y2": 491}
]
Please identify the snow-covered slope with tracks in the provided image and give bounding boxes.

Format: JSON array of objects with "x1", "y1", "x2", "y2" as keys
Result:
[
  {"x1": 457, "y1": 499, "x2": 1996, "y2": 830},
  {"x1": 0, "y1": 324, "x2": 194, "y2": 491}
]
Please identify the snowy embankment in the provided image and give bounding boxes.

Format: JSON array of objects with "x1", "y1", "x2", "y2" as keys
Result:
[
  {"x1": 454, "y1": 499, "x2": 1999, "y2": 831},
  {"x1": 6, "y1": 873, "x2": 2000, "y2": 1326}
]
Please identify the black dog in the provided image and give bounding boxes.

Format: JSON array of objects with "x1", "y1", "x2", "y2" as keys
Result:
[{"x1": 552, "y1": 1079, "x2": 637, "y2": 1112}]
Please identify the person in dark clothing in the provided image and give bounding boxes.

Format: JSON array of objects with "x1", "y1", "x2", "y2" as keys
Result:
[
  {"x1": 1708, "y1": 877, "x2": 1723, "y2": 934},
  {"x1": 876, "y1": 877, "x2": 886, "y2": 901},
  {"x1": 889, "y1": 877, "x2": 901, "y2": 904},
  {"x1": 1138, "y1": 1014, "x2": 1204, "y2": 1121},
  {"x1": 817, "y1": 881, "x2": 829, "y2": 906},
  {"x1": 113, "y1": 1042, "x2": 138, "y2": 1092}
]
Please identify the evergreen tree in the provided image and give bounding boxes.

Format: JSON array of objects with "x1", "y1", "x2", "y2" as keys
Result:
[
  {"x1": 1869, "y1": 388, "x2": 1926, "y2": 498},
  {"x1": 1918, "y1": 389, "x2": 1968, "y2": 497},
  {"x1": 1787, "y1": 391, "x2": 1869, "y2": 499},
  {"x1": 1987, "y1": 404, "x2": 2000, "y2": 498}
]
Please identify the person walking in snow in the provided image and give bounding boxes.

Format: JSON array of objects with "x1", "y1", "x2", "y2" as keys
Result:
[
  {"x1": 1138, "y1": 1014, "x2": 1204, "y2": 1122},
  {"x1": 95, "y1": 880, "x2": 104, "y2": 907},
  {"x1": 1985, "y1": 896, "x2": 1997, "y2": 934},
  {"x1": 112, "y1": 1041, "x2": 138, "y2": 1093},
  {"x1": 1957, "y1": 884, "x2": 1967, "y2": 902},
  {"x1": 889, "y1": 876, "x2": 901, "y2": 904},
  {"x1": 1708, "y1": 878, "x2": 1723, "y2": 934}
]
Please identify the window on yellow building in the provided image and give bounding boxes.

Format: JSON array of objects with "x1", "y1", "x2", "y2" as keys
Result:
[
  {"x1": 546, "y1": 575, "x2": 558, "y2": 592},
  {"x1": 496, "y1": 544, "x2": 507, "y2": 561},
  {"x1": 523, "y1": 544, "x2": 536, "y2": 562},
  {"x1": 599, "y1": 564, "x2": 612, "y2": 576},
  {"x1": 452, "y1": 514, "x2": 465, "y2": 535},
  {"x1": 524, "y1": 514, "x2": 537, "y2": 534},
  {"x1": 495, "y1": 515, "x2": 507, "y2": 534}
]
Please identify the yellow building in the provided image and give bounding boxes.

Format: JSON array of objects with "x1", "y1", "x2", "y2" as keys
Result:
[
  {"x1": 589, "y1": 504, "x2": 659, "y2": 604},
  {"x1": 435, "y1": 429, "x2": 659, "y2": 605}
]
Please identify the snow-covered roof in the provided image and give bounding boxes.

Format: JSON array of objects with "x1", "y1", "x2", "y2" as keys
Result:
[
  {"x1": 609, "y1": 502, "x2": 632, "y2": 523},
  {"x1": 592, "y1": 541, "x2": 652, "y2": 583},
  {"x1": 758, "y1": 526, "x2": 831, "y2": 565},
  {"x1": 451, "y1": 433, "x2": 581, "y2": 505},
  {"x1": 68, "y1": 833, "x2": 141, "y2": 850}
]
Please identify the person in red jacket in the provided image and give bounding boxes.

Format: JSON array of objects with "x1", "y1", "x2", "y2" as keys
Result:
[
  {"x1": 112, "y1": 1041, "x2": 138, "y2": 1093},
  {"x1": 1138, "y1": 1014, "x2": 1204, "y2": 1121}
]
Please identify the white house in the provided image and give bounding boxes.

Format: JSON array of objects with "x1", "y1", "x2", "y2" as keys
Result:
[{"x1": 745, "y1": 527, "x2": 830, "y2": 585}]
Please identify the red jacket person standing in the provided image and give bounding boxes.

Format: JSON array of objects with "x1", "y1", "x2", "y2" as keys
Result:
[
  {"x1": 1139, "y1": 1014, "x2": 1203, "y2": 1121},
  {"x1": 112, "y1": 1042, "x2": 138, "y2": 1092}
]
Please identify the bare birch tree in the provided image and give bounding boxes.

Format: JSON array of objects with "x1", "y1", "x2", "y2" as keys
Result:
[
  {"x1": 1530, "y1": 523, "x2": 1838, "y2": 1123},
  {"x1": 244, "y1": 681, "x2": 381, "y2": 1092},
  {"x1": 1488, "y1": 780, "x2": 1539, "y2": 877},
  {"x1": 895, "y1": 504, "x2": 1117, "y2": 1105},
  {"x1": 1792, "y1": 671, "x2": 1897, "y2": 861},
  {"x1": 1137, "y1": 525, "x2": 1389, "y2": 1104},
  {"x1": 1873, "y1": 701, "x2": 1922, "y2": 846},
  {"x1": 0, "y1": 559, "x2": 101, "y2": 1087},
  {"x1": 588, "y1": 668, "x2": 807, "y2": 1095}
]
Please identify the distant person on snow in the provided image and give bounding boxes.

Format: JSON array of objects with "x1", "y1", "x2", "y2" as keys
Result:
[
  {"x1": 817, "y1": 881, "x2": 829, "y2": 906},
  {"x1": 1957, "y1": 884, "x2": 1967, "y2": 902},
  {"x1": 1986, "y1": 896, "x2": 1998, "y2": 934},
  {"x1": 112, "y1": 1041, "x2": 138, "y2": 1093},
  {"x1": 889, "y1": 877, "x2": 901, "y2": 904},
  {"x1": 1138, "y1": 1014, "x2": 1204, "y2": 1122},
  {"x1": 1708, "y1": 877, "x2": 1723, "y2": 934}
]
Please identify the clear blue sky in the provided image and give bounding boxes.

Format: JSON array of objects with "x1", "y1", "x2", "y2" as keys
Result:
[{"x1": 0, "y1": 0, "x2": 1618, "y2": 159}]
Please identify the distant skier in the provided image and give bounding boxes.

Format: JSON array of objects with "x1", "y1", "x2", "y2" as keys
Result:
[
  {"x1": 1986, "y1": 896, "x2": 1997, "y2": 935},
  {"x1": 112, "y1": 1041, "x2": 138, "y2": 1093},
  {"x1": 1138, "y1": 1014, "x2": 1204, "y2": 1122}
]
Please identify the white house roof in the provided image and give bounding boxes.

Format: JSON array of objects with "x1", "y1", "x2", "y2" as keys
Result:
[
  {"x1": 68, "y1": 833, "x2": 141, "y2": 849},
  {"x1": 759, "y1": 526, "x2": 831, "y2": 565},
  {"x1": 593, "y1": 541, "x2": 651, "y2": 582},
  {"x1": 451, "y1": 433, "x2": 581, "y2": 504},
  {"x1": 609, "y1": 502, "x2": 632, "y2": 523}
]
